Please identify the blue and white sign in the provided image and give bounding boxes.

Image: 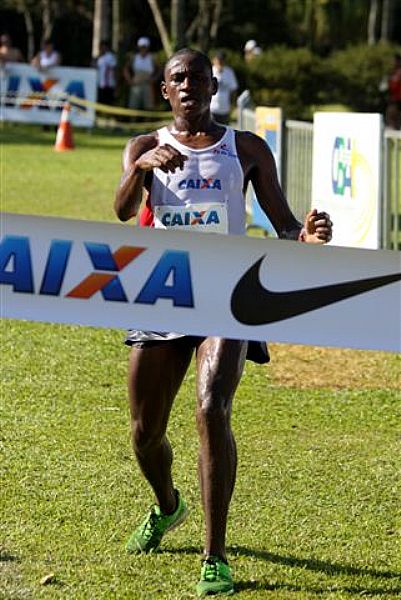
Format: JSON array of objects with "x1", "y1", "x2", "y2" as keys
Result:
[
  {"x1": 1, "y1": 213, "x2": 400, "y2": 352},
  {"x1": 0, "y1": 63, "x2": 97, "y2": 127}
]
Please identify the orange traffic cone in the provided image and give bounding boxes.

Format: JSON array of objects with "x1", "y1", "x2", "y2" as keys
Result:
[{"x1": 54, "y1": 103, "x2": 74, "y2": 151}]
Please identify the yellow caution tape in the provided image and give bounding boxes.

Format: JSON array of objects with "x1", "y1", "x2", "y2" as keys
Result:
[
  {"x1": 68, "y1": 94, "x2": 172, "y2": 118},
  {"x1": 96, "y1": 117, "x2": 171, "y2": 131},
  {"x1": 1, "y1": 91, "x2": 172, "y2": 118}
]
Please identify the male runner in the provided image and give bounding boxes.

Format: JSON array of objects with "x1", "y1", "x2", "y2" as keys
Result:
[{"x1": 114, "y1": 48, "x2": 332, "y2": 597}]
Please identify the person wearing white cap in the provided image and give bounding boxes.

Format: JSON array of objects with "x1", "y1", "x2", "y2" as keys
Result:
[
  {"x1": 244, "y1": 39, "x2": 261, "y2": 62},
  {"x1": 124, "y1": 36, "x2": 157, "y2": 111}
]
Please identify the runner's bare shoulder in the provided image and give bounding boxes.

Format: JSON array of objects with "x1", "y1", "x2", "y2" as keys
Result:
[{"x1": 234, "y1": 129, "x2": 274, "y2": 172}]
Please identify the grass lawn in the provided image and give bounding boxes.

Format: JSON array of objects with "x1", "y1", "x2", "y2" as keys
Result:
[{"x1": 1, "y1": 124, "x2": 401, "y2": 599}]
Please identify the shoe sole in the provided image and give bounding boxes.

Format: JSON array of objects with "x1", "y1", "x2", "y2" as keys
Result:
[{"x1": 197, "y1": 587, "x2": 234, "y2": 598}]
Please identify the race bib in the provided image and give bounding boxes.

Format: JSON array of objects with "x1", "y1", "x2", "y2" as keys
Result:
[{"x1": 153, "y1": 203, "x2": 228, "y2": 234}]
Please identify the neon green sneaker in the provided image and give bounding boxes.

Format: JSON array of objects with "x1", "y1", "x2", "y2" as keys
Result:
[
  {"x1": 126, "y1": 490, "x2": 187, "y2": 553},
  {"x1": 196, "y1": 556, "x2": 234, "y2": 597}
]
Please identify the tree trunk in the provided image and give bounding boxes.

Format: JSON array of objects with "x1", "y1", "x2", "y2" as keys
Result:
[
  {"x1": 380, "y1": 0, "x2": 393, "y2": 41},
  {"x1": 112, "y1": 0, "x2": 120, "y2": 53},
  {"x1": 92, "y1": 0, "x2": 111, "y2": 59},
  {"x1": 171, "y1": 0, "x2": 186, "y2": 51},
  {"x1": 18, "y1": 0, "x2": 34, "y2": 60},
  {"x1": 368, "y1": 0, "x2": 379, "y2": 45},
  {"x1": 197, "y1": 0, "x2": 211, "y2": 52},
  {"x1": 210, "y1": 0, "x2": 222, "y2": 44},
  {"x1": 41, "y1": 0, "x2": 53, "y2": 42},
  {"x1": 147, "y1": 0, "x2": 173, "y2": 57}
]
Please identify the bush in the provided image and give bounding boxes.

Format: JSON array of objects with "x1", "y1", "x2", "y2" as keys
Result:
[
  {"x1": 242, "y1": 46, "x2": 330, "y2": 119},
  {"x1": 327, "y1": 43, "x2": 400, "y2": 113},
  {"x1": 228, "y1": 43, "x2": 400, "y2": 120}
]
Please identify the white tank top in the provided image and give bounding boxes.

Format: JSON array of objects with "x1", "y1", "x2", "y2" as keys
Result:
[{"x1": 150, "y1": 126, "x2": 245, "y2": 235}]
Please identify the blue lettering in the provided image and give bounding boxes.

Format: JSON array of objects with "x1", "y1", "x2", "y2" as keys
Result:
[
  {"x1": 7, "y1": 76, "x2": 20, "y2": 93},
  {"x1": 213, "y1": 180, "x2": 221, "y2": 190},
  {"x1": 85, "y1": 242, "x2": 117, "y2": 270},
  {"x1": 171, "y1": 213, "x2": 183, "y2": 226},
  {"x1": 0, "y1": 236, "x2": 34, "y2": 293},
  {"x1": 135, "y1": 251, "x2": 194, "y2": 307},
  {"x1": 64, "y1": 81, "x2": 85, "y2": 100},
  {"x1": 178, "y1": 180, "x2": 186, "y2": 189},
  {"x1": 40, "y1": 240, "x2": 72, "y2": 295},
  {"x1": 161, "y1": 213, "x2": 171, "y2": 226},
  {"x1": 206, "y1": 211, "x2": 220, "y2": 225},
  {"x1": 28, "y1": 77, "x2": 45, "y2": 93},
  {"x1": 101, "y1": 277, "x2": 128, "y2": 302}
]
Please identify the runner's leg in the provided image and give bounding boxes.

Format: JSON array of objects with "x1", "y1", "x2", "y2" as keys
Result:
[
  {"x1": 195, "y1": 337, "x2": 247, "y2": 560},
  {"x1": 128, "y1": 341, "x2": 193, "y2": 514}
]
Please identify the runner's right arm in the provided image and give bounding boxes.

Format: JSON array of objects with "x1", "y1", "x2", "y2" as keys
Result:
[{"x1": 114, "y1": 134, "x2": 187, "y2": 221}]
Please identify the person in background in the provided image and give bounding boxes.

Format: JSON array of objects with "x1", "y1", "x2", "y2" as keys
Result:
[
  {"x1": 210, "y1": 50, "x2": 238, "y2": 125},
  {"x1": 0, "y1": 33, "x2": 24, "y2": 65},
  {"x1": 385, "y1": 53, "x2": 401, "y2": 130},
  {"x1": 95, "y1": 40, "x2": 117, "y2": 105},
  {"x1": 244, "y1": 39, "x2": 258, "y2": 62},
  {"x1": 124, "y1": 36, "x2": 157, "y2": 111},
  {"x1": 31, "y1": 39, "x2": 61, "y2": 70}
]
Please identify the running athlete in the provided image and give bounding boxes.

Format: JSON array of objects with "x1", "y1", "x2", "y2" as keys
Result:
[{"x1": 114, "y1": 48, "x2": 332, "y2": 597}]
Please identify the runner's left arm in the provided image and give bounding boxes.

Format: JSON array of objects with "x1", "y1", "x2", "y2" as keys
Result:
[{"x1": 237, "y1": 131, "x2": 332, "y2": 244}]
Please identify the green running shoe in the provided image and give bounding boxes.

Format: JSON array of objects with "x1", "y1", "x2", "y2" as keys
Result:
[
  {"x1": 196, "y1": 556, "x2": 234, "y2": 597},
  {"x1": 126, "y1": 490, "x2": 187, "y2": 553}
]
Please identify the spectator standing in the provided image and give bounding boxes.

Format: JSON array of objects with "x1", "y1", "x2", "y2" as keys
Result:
[
  {"x1": 244, "y1": 39, "x2": 261, "y2": 62},
  {"x1": 124, "y1": 37, "x2": 157, "y2": 111},
  {"x1": 0, "y1": 33, "x2": 23, "y2": 65},
  {"x1": 95, "y1": 40, "x2": 117, "y2": 105},
  {"x1": 385, "y1": 53, "x2": 401, "y2": 130},
  {"x1": 210, "y1": 50, "x2": 238, "y2": 125},
  {"x1": 31, "y1": 39, "x2": 61, "y2": 70}
]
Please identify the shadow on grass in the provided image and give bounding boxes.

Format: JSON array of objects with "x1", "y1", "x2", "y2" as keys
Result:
[
  {"x1": 228, "y1": 546, "x2": 401, "y2": 581},
  {"x1": 235, "y1": 580, "x2": 401, "y2": 596},
  {"x1": 164, "y1": 545, "x2": 401, "y2": 580},
  {"x1": 163, "y1": 545, "x2": 401, "y2": 595},
  {"x1": 0, "y1": 549, "x2": 19, "y2": 562}
]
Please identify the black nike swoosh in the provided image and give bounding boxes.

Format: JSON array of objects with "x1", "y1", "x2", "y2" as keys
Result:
[{"x1": 231, "y1": 256, "x2": 401, "y2": 325}]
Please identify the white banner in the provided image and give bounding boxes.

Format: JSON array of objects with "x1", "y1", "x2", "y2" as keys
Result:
[
  {"x1": 1, "y1": 213, "x2": 400, "y2": 352},
  {"x1": 0, "y1": 63, "x2": 96, "y2": 127},
  {"x1": 312, "y1": 112, "x2": 382, "y2": 249}
]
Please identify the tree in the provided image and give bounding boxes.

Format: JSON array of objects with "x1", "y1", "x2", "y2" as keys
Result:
[
  {"x1": 92, "y1": 0, "x2": 111, "y2": 58},
  {"x1": 380, "y1": 0, "x2": 395, "y2": 41},
  {"x1": 146, "y1": 0, "x2": 172, "y2": 56},
  {"x1": 368, "y1": 0, "x2": 379, "y2": 45}
]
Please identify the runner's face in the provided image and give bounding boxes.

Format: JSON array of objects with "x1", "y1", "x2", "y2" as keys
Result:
[{"x1": 162, "y1": 54, "x2": 216, "y2": 118}]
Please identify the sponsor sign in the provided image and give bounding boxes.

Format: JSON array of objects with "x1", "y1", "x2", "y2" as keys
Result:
[
  {"x1": 0, "y1": 63, "x2": 97, "y2": 127},
  {"x1": 312, "y1": 112, "x2": 382, "y2": 249},
  {"x1": 1, "y1": 213, "x2": 400, "y2": 352},
  {"x1": 251, "y1": 106, "x2": 283, "y2": 233}
]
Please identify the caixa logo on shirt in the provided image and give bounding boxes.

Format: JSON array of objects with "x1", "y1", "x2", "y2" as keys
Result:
[
  {"x1": 160, "y1": 209, "x2": 221, "y2": 227},
  {"x1": 0, "y1": 236, "x2": 194, "y2": 308},
  {"x1": 178, "y1": 178, "x2": 222, "y2": 190}
]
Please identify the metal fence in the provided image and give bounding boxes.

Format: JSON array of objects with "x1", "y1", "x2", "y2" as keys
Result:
[
  {"x1": 238, "y1": 104, "x2": 401, "y2": 250},
  {"x1": 383, "y1": 130, "x2": 401, "y2": 250},
  {"x1": 283, "y1": 120, "x2": 313, "y2": 223}
]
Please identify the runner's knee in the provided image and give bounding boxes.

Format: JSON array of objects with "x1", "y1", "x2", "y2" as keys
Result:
[{"x1": 196, "y1": 393, "x2": 230, "y2": 430}]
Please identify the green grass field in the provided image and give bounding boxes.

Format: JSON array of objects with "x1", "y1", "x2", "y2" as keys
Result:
[{"x1": 1, "y1": 124, "x2": 401, "y2": 599}]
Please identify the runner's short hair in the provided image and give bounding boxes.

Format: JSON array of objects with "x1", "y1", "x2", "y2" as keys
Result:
[{"x1": 164, "y1": 48, "x2": 213, "y2": 78}]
